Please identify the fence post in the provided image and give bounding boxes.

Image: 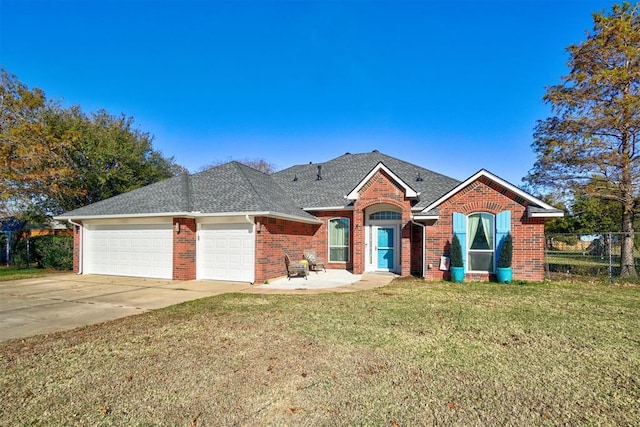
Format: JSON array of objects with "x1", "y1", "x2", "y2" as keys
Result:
[
  {"x1": 4, "y1": 232, "x2": 9, "y2": 267},
  {"x1": 608, "y1": 232, "x2": 613, "y2": 284}
]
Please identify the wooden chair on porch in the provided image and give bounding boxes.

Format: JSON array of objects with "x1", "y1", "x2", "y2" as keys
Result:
[
  {"x1": 285, "y1": 254, "x2": 308, "y2": 280},
  {"x1": 303, "y1": 249, "x2": 326, "y2": 272}
]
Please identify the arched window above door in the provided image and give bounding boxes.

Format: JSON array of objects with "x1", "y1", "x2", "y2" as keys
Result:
[{"x1": 369, "y1": 211, "x2": 401, "y2": 220}]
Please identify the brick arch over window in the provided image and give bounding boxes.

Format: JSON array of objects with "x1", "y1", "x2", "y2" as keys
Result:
[
  {"x1": 456, "y1": 201, "x2": 516, "y2": 216},
  {"x1": 357, "y1": 199, "x2": 407, "y2": 213}
]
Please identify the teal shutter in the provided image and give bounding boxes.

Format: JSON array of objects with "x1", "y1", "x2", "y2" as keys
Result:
[
  {"x1": 495, "y1": 210, "x2": 511, "y2": 267},
  {"x1": 452, "y1": 212, "x2": 467, "y2": 269}
]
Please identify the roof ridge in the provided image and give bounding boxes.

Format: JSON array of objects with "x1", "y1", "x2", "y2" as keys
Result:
[
  {"x1": 232, "y1": 161, "x2": 282, "y2": 210},
  {"x1": 182, "y1": 173, "x2": 193, "y2": 212}
]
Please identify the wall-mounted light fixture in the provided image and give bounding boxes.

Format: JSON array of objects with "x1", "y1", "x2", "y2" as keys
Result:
[
  {"x1": 174, "y1": 222, "x2": 181, "y2": 234},
  {"x1": 256, "y1": 221, "x2": 262, "y2": 232}
]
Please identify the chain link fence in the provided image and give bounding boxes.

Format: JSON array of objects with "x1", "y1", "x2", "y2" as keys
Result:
[{"x1": 545, "y1": 232, "x2": 640, "y2": 282}]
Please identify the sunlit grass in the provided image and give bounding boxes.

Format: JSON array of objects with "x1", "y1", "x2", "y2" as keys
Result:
[
  {"x1": 1, "y1": 279, "x2": 638, "y2": 425},
  {"x1": 0, "y1": 267, "x2": 49, "y2": 281}
]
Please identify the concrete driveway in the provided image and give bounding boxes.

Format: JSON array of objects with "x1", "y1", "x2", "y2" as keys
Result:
[
  {"x1": 0, "y1": 272, "x2": 396, "y2": 342},
  {"x1": 0, "y1": 273, "x2": 253, "y2": 342}
]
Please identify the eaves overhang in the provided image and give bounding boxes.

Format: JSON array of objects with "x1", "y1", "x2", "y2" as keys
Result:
[
  {"x1": 412, "y1": 214, "x2": 439, "y2": 221},
  {"x1": 55, "y1": 211, "x2": 322, "y2": 225},
  {"x1": 302, "y1": 206, "x2": 355, "y2": 212}
]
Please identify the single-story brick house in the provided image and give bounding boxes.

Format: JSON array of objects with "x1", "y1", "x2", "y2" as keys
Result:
[{"x1": 56, "y1": 151, "x2": 562, "y2": 283}]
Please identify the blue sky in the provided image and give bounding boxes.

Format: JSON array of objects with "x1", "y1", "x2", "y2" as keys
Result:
[{"x1": 1, "y1": 0, "x2": 617, "y2": 185}]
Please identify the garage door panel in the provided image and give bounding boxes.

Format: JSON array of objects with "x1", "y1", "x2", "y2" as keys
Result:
[
  {"x1": 198, "y1": 223, "x2": 255, "y2": 283},
  {"x1": 84, "y1": 224, "x2": 172, "y2": 279}
]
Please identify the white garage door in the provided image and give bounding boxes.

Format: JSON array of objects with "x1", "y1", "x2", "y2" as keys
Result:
[
  {"x1": 198, "y1": 223, "x2": 255, "y2": 283},
  {"x1": 84, "y1": 224, "x2": 173, "y2": 279}
]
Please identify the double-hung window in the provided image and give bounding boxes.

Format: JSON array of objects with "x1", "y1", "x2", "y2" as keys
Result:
[
  {"x1": 329, "y1": 218, "x2": 350, "y2": 262},
  {"x1": 468, "y1": 213, "x2": 494, "y2": 272}
]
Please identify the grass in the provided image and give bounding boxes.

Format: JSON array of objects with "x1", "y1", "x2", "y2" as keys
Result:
[
  {"x1": 0, "y1": 266, "x2": 51, "y2": 281},
  {"x1": 1, "y1": 279, "x2": 639, "y2": 426}
]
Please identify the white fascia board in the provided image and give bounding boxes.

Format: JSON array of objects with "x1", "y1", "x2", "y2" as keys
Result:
[
  {"x1": 420, "y1": 169, "x2": 558, "y2": 213},
  {"x1": 56, "y1": 211, "x2": 322, "y2": 224},
  {"x1": 256, "y1": 212, "x2": 323, "y2": 224},
  {"x1": 346, "y1": 162, "x2": 418, "y2": 200},
  {"x1": 529, "y1": 211, "x2": 565, "y2": 218},
  {"x1": 303, "y1": 206, "x2": 354, "y2": 212},
  {"x1": 412, "y1": 215, "x2": 439, "y2": 221},
  {"x1": 54, "y1": 212, "x2": 194, "y2": 221}
]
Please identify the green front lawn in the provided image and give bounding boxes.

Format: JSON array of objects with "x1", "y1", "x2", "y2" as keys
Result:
[
  {"x1": 0, "y1": 267, "x2": 49, "y2": 281},
  {"x1": 1, "y1": 279, "x2": 638, "y2": 425}
]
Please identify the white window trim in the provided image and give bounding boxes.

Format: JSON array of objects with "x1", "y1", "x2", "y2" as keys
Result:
[
  {"x1": 467, "y1": 212, "x2": 495, "y2": 273},
  {"x1": 328, "y1": 217, "x2": 350, "y2": 263}
]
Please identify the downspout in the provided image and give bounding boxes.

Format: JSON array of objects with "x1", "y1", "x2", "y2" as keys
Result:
[
  {"x1": 411, "y1": 219, "x2": 426, "y2": 278},
  {"x1": 67, "y1": 219, "x2": 83, "y2": 274},
  {"x1": 244, "y1": 215, "x2": 256, "y2": 284}
]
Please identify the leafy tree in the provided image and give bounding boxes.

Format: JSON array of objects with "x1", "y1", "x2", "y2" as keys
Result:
[
  {"x1": 525, "y1": 3, "x2": 640, "y2": 277},
  {"x1": 0, "y1": 68, "x2": 185, "y2": 218},
  {"x1": 0, "y1": 69, "x2": 79, "y2": 217},
  {"x1": 199, "y1": 158, "x2": 276, "y2": 174},
  {"x1": 52, "y1": 107, "x2": 186, "y2": 213}
]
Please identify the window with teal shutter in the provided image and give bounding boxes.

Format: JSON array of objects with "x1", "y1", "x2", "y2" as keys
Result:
[
  {"x1": 495, "y1": 210, "x2": 511, "y2": 266},
  {"x1": 468, "y1": 213, "x2": 495, "y2": 272},
  {"x1": 452, "y1": 212, "x2": 467, "y2": 269}
]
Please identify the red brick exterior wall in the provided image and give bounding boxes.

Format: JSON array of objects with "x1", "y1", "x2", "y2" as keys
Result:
[
  {"x1": 425, "y1": 176, "x2": 546, "y2": 282},
  {"x1": 311, "y1": 210, "x2": 355, "y2": 271},
  {"x1": 353, "y1": 170, "x2": 413, "y2": 275},
  {"x1": 410, "y1": 223, "x2": 425, "y2": 277},
  {"x1": 172, "y1": 218, "x2": 196, "y2": 280},
  {"x1": 254, "y1": 216, "x2": 318, "y2": 284},
  {"x1": 73, "y1": 224, "x2": 81, "y2": 274}
]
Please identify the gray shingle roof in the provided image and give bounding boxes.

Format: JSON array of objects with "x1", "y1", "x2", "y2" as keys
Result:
[
  {"x1": 272, "y1": 151, "x2": 461, "y2": 210},
  {"x1": 58, "y1": 161, "x2": 318, "y2": 222},
  {"x1": 58, "y1": 151, "x2": 556, "y2": 222},
  {"x1": 57, "y1": 173, "x2": 191, "y2": 217}
]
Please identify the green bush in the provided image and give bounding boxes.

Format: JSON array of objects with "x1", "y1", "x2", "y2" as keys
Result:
[
  {"x1": 450, "y1": 235, "x2": 463, "y2": 267},
  {"x1": 497, "y1": 232, "x2": 513, "y2": 268},
  {"x1": 14, "y1": 235, "x2": 73, "y2": 270}
]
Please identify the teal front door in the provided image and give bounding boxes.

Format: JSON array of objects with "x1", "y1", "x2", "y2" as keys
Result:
[{"x1": 377, "y1": 227, "x2": 394, "y2": 269}]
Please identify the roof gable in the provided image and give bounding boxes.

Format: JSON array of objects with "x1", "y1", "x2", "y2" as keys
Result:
[
  {"x1": 418, "y1": 169, "x2": 563, "y2": 218},
  {"x1": 346, "y1": 162, "x2": 418, "y2": 200}
]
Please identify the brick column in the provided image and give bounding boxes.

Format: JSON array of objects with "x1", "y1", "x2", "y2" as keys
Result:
[
  {"x1": 73, "y1": 224, "x2": 81, "y2": 274},
  {"x1": 173, "y1": 218, "x2": 196, "y2": 280},
  {"x1": 352, "y1": 208, "x2": 364, "y2": 274},
  {"x1": 401, "y1": 213, "x2": 412, "y2": 276}
]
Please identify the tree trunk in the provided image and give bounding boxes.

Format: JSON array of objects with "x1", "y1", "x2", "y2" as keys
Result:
[{"x1": 619, "y1": 210, "x2": 637, "y2": 278}]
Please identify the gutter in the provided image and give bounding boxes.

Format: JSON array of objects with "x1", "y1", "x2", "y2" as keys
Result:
[
  {"x1": 67, "y1": 219, "x2": 83, "y2": 274},
  {"x1": 55, "y1": 211, "x2": 322, "y2": 225}
]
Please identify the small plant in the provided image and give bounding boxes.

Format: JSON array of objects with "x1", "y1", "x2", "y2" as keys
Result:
[
  {"x1": 497, "y1": 233, "x2": 513, "y2": 268},
  {"x1": 450, "y1": 235, "x2": 463, "y2": 268}
]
